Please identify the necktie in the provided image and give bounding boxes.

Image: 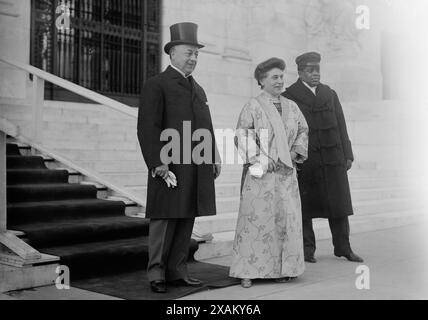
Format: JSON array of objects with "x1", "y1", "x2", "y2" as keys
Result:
[{"x1": 187, "y1": 76, "x2": 194, "y2": 94}]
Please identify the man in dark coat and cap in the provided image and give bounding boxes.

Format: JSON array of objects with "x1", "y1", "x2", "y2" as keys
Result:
[
  {"x1": 282, "y1": 52, "x2": 363, "y2": 263},
  {"x1": 138, "y1": 22, "x2": 221, "y2": 293}
]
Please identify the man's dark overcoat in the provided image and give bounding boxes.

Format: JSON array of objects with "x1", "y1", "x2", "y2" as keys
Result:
[
  {"x1": 138, "y1": 66, "x2": 218, "y2": 219},
  {"x1": 283, "y1": 80, "x2": 354, "y2": 219}
]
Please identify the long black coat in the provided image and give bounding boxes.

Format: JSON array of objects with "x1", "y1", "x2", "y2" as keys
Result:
[
  {"x1": 283, "y1": 80, "x2": 354, "y2": 219},
  {"x1": 137, "y1": 66, "x2": 218, "y2": 219}
]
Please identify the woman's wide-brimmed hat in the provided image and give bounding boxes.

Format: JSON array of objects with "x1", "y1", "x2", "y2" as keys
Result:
[{"x1": 164, "y1": 22, "x2": 204, "y2": 54}]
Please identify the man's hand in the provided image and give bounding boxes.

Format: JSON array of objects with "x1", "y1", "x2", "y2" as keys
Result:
[
  {"x1": 154, "y1": 164, "x2": 169, "y2": 180},
  {"x1": 346, "y1": 159, "x2": 353, "y2": 171},
  {"x1": 213, "y1": 163, "x2": 221, "y2": 179}
]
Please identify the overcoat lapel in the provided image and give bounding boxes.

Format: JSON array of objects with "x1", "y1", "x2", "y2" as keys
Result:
[
  {"x1": 286, "y1": 80, "x2": 332, "y2": 109},
  {"x1": 314, "y1": 84, "x2": 333, "y2": 108},
  {"x1": 165, "y1": 66, "x2": 192, "y2": 91},
  {"x1": 165, "y1": 67, "x2": 206, "y2": 104},
  {"x1": 191, "y1": 78, "x2": 206, "y2": 103},
  {"x1": 288, "y1": 80, "x2": 316, "y2": 106}
]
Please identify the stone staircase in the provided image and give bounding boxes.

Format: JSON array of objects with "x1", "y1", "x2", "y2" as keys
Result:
[
  {"x1": 2, "y1": 139, "x2": 199, "y2": 293},
  {"x1": 195, "y1": 166, "x2": 424, "y2": 259},
  {"x1": 1, "y1": 98, "x2": 425, "y2": 262}
]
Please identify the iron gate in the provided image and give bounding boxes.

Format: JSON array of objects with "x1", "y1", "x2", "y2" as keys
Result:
[{"x1": 31, "y1": 0, "x2": 161, "y2": 107}]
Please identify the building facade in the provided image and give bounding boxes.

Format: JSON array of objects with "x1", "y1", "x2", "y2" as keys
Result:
[
  {"x1": 1, "y1": 0, "x2": 427, "y2": 169},
  {"x1": 1, "y1": 2, "x2": 427, "y2": 288},
  {"x1": 0, "y1": 1, "x2": 397, "y2": 105}
]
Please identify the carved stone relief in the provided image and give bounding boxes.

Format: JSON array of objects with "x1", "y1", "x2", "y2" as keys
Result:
[{"x1": 304, "y1": 0, "x2": 362, "y2": 55}]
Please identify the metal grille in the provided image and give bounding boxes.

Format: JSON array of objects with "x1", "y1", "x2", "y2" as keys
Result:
[{"x1": 31, "y1": 0, "x2": 161, "y2": 107}]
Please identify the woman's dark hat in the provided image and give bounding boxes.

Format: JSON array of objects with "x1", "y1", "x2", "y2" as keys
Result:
[{"x1": 164, "y1": 22, "x2": 204, "y2": 54}]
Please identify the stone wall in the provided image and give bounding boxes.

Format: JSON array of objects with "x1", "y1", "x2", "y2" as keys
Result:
[
  {"x1": 0, "y1": 0, "x2": 389, "y2": 112},
  {"x1": 161, "y1": 0, "x2": 387, "y2": 130}
]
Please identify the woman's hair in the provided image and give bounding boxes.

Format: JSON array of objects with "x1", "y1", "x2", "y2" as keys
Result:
[{"x1": 254, "y1": 57, "x2": 286, "y2": 87}]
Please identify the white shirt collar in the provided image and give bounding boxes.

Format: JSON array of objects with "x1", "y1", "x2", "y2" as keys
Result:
[
  {"x1": 302, "y1": 80, "x2": 317, "y2": 95},
  {"x1": 170, "y1": 64, "x2": 191, "y2": 78}
]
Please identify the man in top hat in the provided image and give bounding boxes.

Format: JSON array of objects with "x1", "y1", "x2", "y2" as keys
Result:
[
  {"x1": 137, "y1": 22, "x2": 221, "y2": 293},
  {"x1": 282, "y1": 52, "x2": 363, "y2": 264}
]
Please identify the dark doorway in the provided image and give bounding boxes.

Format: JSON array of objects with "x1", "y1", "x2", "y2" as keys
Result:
[{"x1": 30, "y1": 0, "x2": 161, "y2": 107}]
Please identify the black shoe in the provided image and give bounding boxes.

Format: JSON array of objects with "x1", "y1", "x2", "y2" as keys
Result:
[
  {"x1": 305, "y1": 256, "x2": 317, "y2": 263},
  {"x1": 275, "y1": 276, "x2": 297, "y2": 283},
  {"x1": 336, "y1": 252, "x2": 364, "y2": 263},
  {"x1": 150, "y1": 280, "x2": 167, "y2": 293},
  {"x1": 169, "y1": 277, "x2": 203, "y2": 287}
]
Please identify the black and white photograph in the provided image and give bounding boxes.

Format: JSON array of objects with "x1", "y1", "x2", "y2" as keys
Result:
[{"x1": 0, "y1": 0, "x2": 427, "y2": 307}]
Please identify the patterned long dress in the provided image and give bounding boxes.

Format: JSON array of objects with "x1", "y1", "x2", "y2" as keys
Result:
[{"x1": 229, "y1": 92, "x2": 309, "y2": 280}]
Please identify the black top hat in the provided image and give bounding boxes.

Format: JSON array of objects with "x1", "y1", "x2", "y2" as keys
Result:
[{"x1": 164, "y1": 22, "x2": 204, "y2": 54}]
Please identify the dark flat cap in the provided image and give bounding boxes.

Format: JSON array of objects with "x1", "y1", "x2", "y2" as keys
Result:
[{"x1": 295, "y1": 52, "x2": 321, "y2": 67}]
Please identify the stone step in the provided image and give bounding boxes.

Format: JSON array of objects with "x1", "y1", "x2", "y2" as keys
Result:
[
  {"x1": 103, "y1": 173, "x2": 147, "y2": 187},
  {"x1": 196, "y1": 196, "x2": 423, "y2": 234},
  {"x1": 42, "y1": 133, "x2": 136, "y2": 146},
  {"x1": 52, "y1": 149, "x2": 143, "y2": 161},
  {"x1": 216, "y1": 171, "x2": 414, "y2": 184},
  {"x1": 213, "y1": 183, "x2": 412, "y2": 201},
  {"x1": 105, "y1": 171, "x2": 415, "y2": 188},
  {"x1": 74, "y1": 160, "x2": 147, "y2": 173},
  {"x1": 68, "y1": 159, "x2": 393, "y2": 179},
  {"x1": 79, "y1": 181, "x2": 109, "y2": 199},
  {"x1": 41, "y1": 102, "x2": 137, "y2": 125},
  {"x1": 5, "y1": 141, "x2": 143, "y2": 214},
  {"x1": 354, "y1": 197, "x2": 423, "y2": 215},
  {"x1": 348, "y1": 177, "x2": 417, "y2": 189},
  {"x1": 126, "y1": 184, "x2": 417, "y2": 215},
  {"x1": 216, "y1": 187, "x2": 416, "y2": 213},
  {"x1": 132, "y1": 184, "x2": 419, "y2": 211},
  {"x1": 103, "y1": 196, "x2": 142, "y2": 216},
  {"x1": 195, "y1": 212, "x2": 238, "y2": 235},
  {"x1": 194, "y1": 209, "x2": 426, "y2": 260},
  {"x1": 42, "y1": 122, "x2": 136, "y2": 139},
  {"x1": 43, "y1": 139, "x2": 139, "y2": 152},
  {"x1": 0, "y1": 254, "x2": 59, "y2": 293},
  {"x1": 216, "y1": 164, "x2": 383, "y2": 174}
]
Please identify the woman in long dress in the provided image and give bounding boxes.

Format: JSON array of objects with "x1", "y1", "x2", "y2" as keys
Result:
[{"x1": 229, "y1": 58, "x2": 309, "y2": 288}]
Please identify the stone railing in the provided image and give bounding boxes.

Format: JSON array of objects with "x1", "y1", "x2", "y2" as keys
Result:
[
  {"x1": 0, "y1": 57, "x2": 143, "y2": 267},
  {"x1": 0, "y1": 57, "x2": 137, "y2": 144}
]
